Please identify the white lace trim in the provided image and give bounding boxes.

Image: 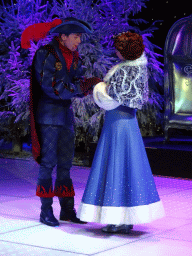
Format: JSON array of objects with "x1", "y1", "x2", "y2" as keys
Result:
[{"x1": 93, "y1": 53, "x2": 148, "y2": 110}]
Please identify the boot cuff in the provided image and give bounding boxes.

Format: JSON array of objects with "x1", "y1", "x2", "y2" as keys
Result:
[{"x1": 54, "y1": 179, "x2": 75, "y2": 197}]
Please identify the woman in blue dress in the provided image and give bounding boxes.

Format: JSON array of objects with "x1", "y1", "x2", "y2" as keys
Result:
[{"x1": 77, "y1": 32, "x2": 165, "y2": 233}]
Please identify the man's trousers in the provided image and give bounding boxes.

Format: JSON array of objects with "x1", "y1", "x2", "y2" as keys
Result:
[{"x1": 36, "y1": 124, "x2": 75, "y2": 198}]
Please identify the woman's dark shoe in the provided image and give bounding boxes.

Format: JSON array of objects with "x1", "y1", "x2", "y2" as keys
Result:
[
  {"x1": 102, "y1": 224, "x2": 116, "y2": 233},
  {"x1": 102, "y1": 224, "x2": 133, "y2": 233},
  {"x1": 40, "y1": 207, "x2": 59, "y2": 227}
]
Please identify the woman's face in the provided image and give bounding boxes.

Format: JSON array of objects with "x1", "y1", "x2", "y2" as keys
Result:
[{"x1": 116, "y1": 50, "x2": 124, "y2": 60}]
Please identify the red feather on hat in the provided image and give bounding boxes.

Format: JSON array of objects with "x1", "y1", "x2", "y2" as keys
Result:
[{"x1": 21, "y1": 18, "x2": 62, "y2": 49}]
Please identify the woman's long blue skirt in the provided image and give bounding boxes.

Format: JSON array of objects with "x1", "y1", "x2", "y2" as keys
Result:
[{"x1": 77, "y1": 106, "x2": 165, "y2": 224}]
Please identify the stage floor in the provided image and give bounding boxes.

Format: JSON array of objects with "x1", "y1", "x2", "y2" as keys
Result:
[{"x1": 0, "y1": 158, "x2": 192, "y2": 255}]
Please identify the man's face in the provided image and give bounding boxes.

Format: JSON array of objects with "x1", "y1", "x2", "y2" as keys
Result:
[{"x1": 60, "y1": 33, "x2": 82, "y2": 51}]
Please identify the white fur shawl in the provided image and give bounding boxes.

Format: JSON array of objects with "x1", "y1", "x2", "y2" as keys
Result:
[{"x1": 93, "y1": 53, "x2": 148, "y2": 110}]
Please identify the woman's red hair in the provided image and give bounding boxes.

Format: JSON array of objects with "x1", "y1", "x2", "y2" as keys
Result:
[{"x1": 114, "y1": 32, "x2": 145, "y2": 60}]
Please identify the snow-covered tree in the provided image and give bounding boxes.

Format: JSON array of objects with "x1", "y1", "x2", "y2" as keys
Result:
[{"x1": 0, "y1": 0, "x2": 164, "y2": 152}]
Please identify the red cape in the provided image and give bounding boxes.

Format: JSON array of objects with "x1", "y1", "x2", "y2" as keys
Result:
[{"x1": 30, "y1": 64, "x2": 41, "y2": 163}]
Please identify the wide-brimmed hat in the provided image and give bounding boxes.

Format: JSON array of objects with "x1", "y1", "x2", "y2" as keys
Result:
[
  {"x1": 93, "y1": 82, "x2": 121, "y2": 110},
  {"x1": 49, "y1": 17, "x2": 92, "y2": 35}
]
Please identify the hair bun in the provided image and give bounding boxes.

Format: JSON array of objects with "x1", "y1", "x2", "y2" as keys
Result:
[{"x1": 114, "y1": 32, "x2": 145, "y2": 60}]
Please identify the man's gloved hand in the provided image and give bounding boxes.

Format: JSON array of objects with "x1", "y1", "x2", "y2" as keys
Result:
[{"x1": 73, "y1": 77, "x2": 102, "y2": 96}]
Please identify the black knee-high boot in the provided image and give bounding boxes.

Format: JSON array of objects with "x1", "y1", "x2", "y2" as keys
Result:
[
  {"x1": 59, "y1": 197, "x2": 87, "y2": 224},
  {"x1": 40, "y1": 197, "x2": 59, "y2": 227}
]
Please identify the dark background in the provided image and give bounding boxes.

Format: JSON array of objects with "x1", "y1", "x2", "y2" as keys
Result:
[{"x1": 138, "y1": 0, "x2": 191, "y2": 55}]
